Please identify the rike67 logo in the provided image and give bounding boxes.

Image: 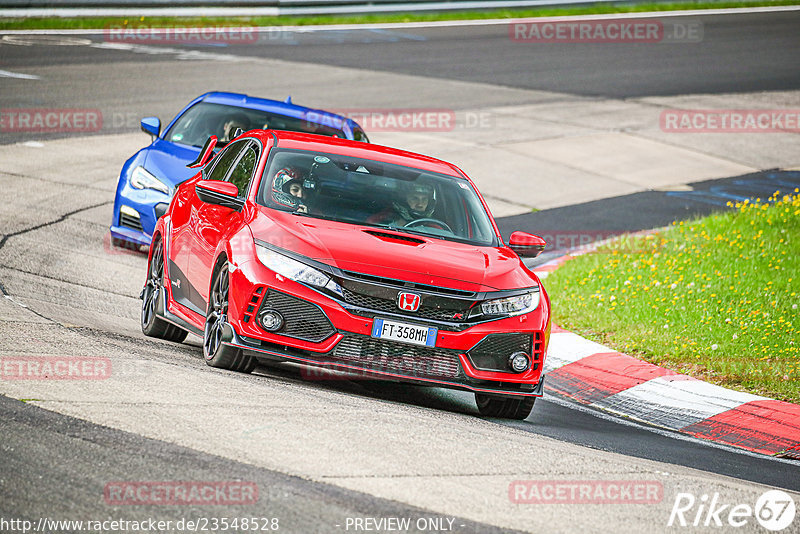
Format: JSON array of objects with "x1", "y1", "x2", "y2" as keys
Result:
[{"x1": 668, "y1": 490, "x2": 796, "y2": 531}]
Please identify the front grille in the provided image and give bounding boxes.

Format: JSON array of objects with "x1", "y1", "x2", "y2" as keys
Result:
[
  {"x1": 258, "y1": 290, "x2": 335, "y2": 342},
  {"x1": 342, "y1": 270, "x2": 475, "y2": 298},
  {"x1": 120, "y1": 212, "x2": 143, "y2": 232},
  {"x1": 331, "y1": 335, "x2": 461, "y2": 379},
  {"x1": 467, "y1": 333, "x2": 540, "y2": 373},
  {"x1": 341, "y1": 287, "x2": 468, "y2": 322}
]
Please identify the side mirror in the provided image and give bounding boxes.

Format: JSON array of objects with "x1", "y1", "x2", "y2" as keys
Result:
[
  {"x1": 195, "y1": 181, "x2": 244, "y2": 211},
  {"x1": 508, "y1": 231, "x2": 546, "y2": 258},
  {"x1": 187, "y1": 135, "x2": 218, "y2": 169},
  {"x1": 140, "y1": 117, "x2": 160, "y2": 138}
]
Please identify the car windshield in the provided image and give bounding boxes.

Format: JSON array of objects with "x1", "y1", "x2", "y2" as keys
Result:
[
  {"x1": 257, "y1": 149, "x2": 497, "y2": 246},
  {"x1": 165, "y1": 102, "x2": 347, "y2": 148}
]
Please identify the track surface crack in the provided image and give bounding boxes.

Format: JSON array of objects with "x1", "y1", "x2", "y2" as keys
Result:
[{"x1": 0, "y1": 200, "x2": 111, "y2": 253}]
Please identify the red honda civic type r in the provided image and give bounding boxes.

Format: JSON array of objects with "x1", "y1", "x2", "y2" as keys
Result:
[{"x1": 141, "y1": 129, "x2": 550, "y2": 419}]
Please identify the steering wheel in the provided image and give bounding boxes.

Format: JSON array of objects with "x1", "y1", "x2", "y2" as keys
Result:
[{"x1": 405, "y1": 218, "x2": 453, "y2": 233}]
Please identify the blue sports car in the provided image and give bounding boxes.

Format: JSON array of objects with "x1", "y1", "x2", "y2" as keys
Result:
[{"x1": 110, "y1": 91, "x2": 369, "y2": 249}]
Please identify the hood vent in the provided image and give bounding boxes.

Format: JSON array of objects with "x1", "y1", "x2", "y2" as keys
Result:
[{"x1": 363, "y1": 230, "x2": 425, "y2": 245}]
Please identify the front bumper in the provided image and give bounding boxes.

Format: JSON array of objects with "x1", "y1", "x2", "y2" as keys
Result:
[
  {"x1": 230, "y1": 327, "x2": 545, "y2": 397},
  {"x1": 224, "y1": 257, "x2": 550, "y2": 398},
  {"x1": 110, "y1": 181, "x2": 172, "y2": 246}
]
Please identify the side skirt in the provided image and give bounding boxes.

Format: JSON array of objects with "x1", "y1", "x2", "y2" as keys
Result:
[{"x1": 156, "y1": 286, "x2": 203, "y2": 337}]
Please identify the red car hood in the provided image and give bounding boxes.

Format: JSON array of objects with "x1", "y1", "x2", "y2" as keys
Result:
[{"x1": 250, "y1": 208, "x2": 538, "y2": 292}]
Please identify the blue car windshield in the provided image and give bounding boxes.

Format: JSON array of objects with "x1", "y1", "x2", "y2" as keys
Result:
[
  {"x1": 257, "y1": 149, "x2": 497, "y2": 246},
  {"x1": 165, "y1": 102, "x2": 347, "y2": 147}
]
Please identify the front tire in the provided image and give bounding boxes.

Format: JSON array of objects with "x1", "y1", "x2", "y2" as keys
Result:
[
  {"x1": 203, "y1": 262, "x2": 255, "y2": 373},
  {"x1": 141, "y1": 238, "x2": 188, "y2": 343},
  {"x1": 475, "y1": 393, "x2": 535, "y2": 420}
]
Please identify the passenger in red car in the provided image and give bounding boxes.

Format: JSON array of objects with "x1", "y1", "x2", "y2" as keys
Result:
[{"x1": 368, "y1": 182, "x2": 436, "y2": 226}]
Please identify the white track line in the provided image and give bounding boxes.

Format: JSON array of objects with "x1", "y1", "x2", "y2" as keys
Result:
[{"x1": 0, "y1": 69, "x2": 41, "y2": 80}]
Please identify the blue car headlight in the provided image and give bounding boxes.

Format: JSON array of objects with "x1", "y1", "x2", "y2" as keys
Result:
[{"x1": 130, "y1": 166, "x2": 170, "y2": 195}]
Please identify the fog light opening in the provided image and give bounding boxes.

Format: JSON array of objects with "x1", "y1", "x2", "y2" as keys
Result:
[
  {"x1": 258, "y1": 309, "x2": 284, "y2": 332},
  {"x1": 120, "y1": 205, "x2": 141, "y2": 219},
  {"x1": 508, "y1": 352, "x2": 530, "y2": 373}
]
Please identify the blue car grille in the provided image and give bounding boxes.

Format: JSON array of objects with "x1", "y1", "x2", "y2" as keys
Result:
[{"x1": 119, "y1": 212, "x2": 143, "y2": 232}]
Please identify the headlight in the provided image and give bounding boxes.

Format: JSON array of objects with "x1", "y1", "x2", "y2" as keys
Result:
[
  {"x1": 255, "y1": 244, "x2": 336, "y2": 290},
  {"x1": 481, "y1": 289, "x2": 540, "y2": 316},
  {"x1": 130, "y1": 166, "x2": 170, "y2": 195}
]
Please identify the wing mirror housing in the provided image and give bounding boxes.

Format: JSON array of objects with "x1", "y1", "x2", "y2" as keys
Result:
[
  {"x1": 195, "y1": 180, "x2": 244, "y2": 212},
  {"x1": 187, "y1": 135, "x2": 218, "y2": 169},
  {"x1": 140, "y1": 117, "x2": 161, "y2": 138},
  {"x1": 508, "y1": 231, "x2": 546, "y2": 258}
]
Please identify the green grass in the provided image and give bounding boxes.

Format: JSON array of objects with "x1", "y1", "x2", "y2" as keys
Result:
[
  {"x1": 545, "y1": 191, "x2": 800, "y2": 403},
  {"x1": 1, "y1": 0, "x2": 798, "y2": 29}
]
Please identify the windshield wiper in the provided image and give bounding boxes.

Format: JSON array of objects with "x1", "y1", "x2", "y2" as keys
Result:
[
  {"x1": 356, "y1": 220, "x2": 434, "y2": 239},
  {"x1": 380, "y1": 225, "x2": 437, "y2": 238},
  {"x1": 290, "y1": 211, "x2": 350, "y2": 225}
]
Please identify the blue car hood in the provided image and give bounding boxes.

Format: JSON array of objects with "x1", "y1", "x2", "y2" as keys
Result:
[{"x1": 143, "y1": 139, "x2": 202, "y2": 188}]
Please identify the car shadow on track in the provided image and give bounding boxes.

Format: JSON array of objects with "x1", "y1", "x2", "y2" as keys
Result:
[{"x1": 251, "y1": 360, "x2": 481, "y2": 417}]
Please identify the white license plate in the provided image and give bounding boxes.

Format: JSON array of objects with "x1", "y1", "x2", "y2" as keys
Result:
[{"x1": 371, "y1": 318, "x2": 437, "y2": 347}]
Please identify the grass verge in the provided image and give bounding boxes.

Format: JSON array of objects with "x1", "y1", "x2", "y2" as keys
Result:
[
  {"x1": 545, "y1": 190, "x2": 799, "y2": 403},
  {"x1": 0, "y1": 0, "x2": 798, "y2": 30}
]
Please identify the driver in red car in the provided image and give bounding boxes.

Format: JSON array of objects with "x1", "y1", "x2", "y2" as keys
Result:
[
  {"x1": 272, "y1": 167, "x2": 309, "y2": 213},
  {"x1": 368, "y1": 181, "x2": 436, "y2": 227}
]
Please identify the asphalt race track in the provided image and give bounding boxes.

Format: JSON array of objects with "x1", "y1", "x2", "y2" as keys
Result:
[
  {"x1": 1, "y1": 9, "x2": 799, "y2": 533},
  {"x1": 206, "y1": 11, "x2": 800, "y2": 99}
]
